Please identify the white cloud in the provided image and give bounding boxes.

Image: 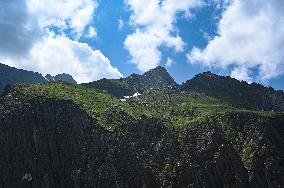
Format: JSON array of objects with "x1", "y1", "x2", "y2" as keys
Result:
[
  {"x1": 200, "y1": 29, "x2": 211, "y2": 41},
  {"x1": 27, "y1": 0, "x2": 97, "y2": 38},
  {"x1": 188, "y1": 0, "x2": 284, "y2": 82},
  {"x1": 86, "y1": 26, "x2": 97, "y2": 38},
  {"x1": 118, "y1": 18, "x2": 124, "y2": 30},
  {"x1": 0, "y1": 0, "x2": 123, "y2": 83},
  {"x1": 124, "y1": 0, "x2": 203, "y2": 72},
  {"x1": 165, "y1": 58, "x2": 175, "y2": 68},
  {"x1": 230, "y1": 66, "x2": 252, "y2": 83},
  {"x1": 210, "y1": 0, "x2": 232, "y2": 10},
  {"x1": 4, "y1": 33, "x2": 122, "y2": 83}
]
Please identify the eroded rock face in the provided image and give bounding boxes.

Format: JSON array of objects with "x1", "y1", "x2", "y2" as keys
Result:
[
  {"x1": 1, "y1": 96, "x2": 283, "y2": 188},
  {"x1": 0, "y1": 100, "x2": 98, "y2": 187},
  {"x1": 0, "y1": 99, "x2": 159, "y2": 187}
]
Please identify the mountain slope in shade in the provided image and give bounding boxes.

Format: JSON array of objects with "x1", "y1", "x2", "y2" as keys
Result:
[
  {"x1": 0, "y1": 63, "x2": 77, "y2": 92},
  {"x1": 0, "y1": 63, "x2": 47, "y2": 92},
  {"x1": 181, "y1": 71, "x2": 284, "y2": 112},
  {"x1": 82, "y1": 66, "x2": 178, "y2": 98},
  {"x1": 0, "y1": 82, "x2": 283, "y2": 187},
  {"x1": 0, "y1": 64, "x2": 284, "y2": 187}
]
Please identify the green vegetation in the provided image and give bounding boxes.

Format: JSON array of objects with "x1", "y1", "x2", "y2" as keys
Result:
[
  {"x1": 4, "y1": 82, "x2": 283, "y2": 129},
  {"x1": 1, "y1": 77, "x2": 284, "y2": 187},
  {"x1": 3, "y1": 83, "x2": 125, "y2": 130},
  {"x1": 82, "y1": 78, "x2": 134, "y2": 98},
  {"x1": 182, "y1": 71, "x2": 284, "y2": 112},
  {"x1": 82, "y1": 66, "x2": 178, "y2": 98}
]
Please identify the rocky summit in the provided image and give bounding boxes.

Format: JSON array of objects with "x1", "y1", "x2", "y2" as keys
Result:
[
  {"x1": 82, "y1": 66, "x2": 178, "y2": 98},
  {"x1": 45, "y1": 73, "x2": 77, "y2": 84},
  {"x1": 0, "y1": 66, "x2": 284, "y2": 188}
]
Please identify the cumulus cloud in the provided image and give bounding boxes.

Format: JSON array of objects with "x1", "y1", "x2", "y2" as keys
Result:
[
  {"x1": 210, "y1": 0, "x2": 232, "y2": 10},
  {"x1": 230, "y1": 66, "x2": 252, "y2": 83},
  {"x1": 0, "y1": 0, "x2": 42, "y2": 58},
  {"x1": 124, "y1": 0, "x2": 203, "y2": 72},
  {"x1": 187, "y1": 0, "x2": 284, "y2": 81},
  {"x1": 4, "y1": 33, "x2": 122, "y2": 83},
  {"x1": 27, "y1": 0, "x2": 97, "y2": 38},
  {"x1": 165, "y1": 57, "x2": 175, "y2": 68},
  {"x1": 86, "y1": 26, "x2": 97, "y2": 38},
  {"x1": 0, "y1": 0, "x2": 123, "y2": 83}
]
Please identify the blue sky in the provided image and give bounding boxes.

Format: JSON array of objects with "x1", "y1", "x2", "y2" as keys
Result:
[{"x1": 0, "y1": 0, "x2": 284, "y2": 90}]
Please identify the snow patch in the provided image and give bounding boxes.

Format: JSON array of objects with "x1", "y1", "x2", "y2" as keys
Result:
[
  {"x1": 124, "y1": 92, "x2": 142, "y2": 99},
  {"x1": 133, "y1": 92, "x2": 141, "y2": 97}
]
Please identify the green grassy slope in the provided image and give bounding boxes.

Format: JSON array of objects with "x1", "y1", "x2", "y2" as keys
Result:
[
  {"x1": 3, "y1": 82, "x2": 282, "y2": 128},
  {"x1": 1, "y1": 82, "x2": 284, "y2": 187}
]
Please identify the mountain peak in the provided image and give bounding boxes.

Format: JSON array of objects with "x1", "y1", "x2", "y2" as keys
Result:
[
  {"x1": 143, "y1": 66, "x2": 173, "y2": 80},
  {"x1": 149, "y1": 66, "x2": 167, "y2": 71},
  {"x1": 198, "y1": 71, "x2": 218, "y2": 78},
  {"x1": 83, "y1": 66, "x2": 177, "y2": 98},
  {"x1": 141, "y1": 66, "x2": 177, "y2": 89},
  {"x1": 45, "y1": 73, "x2": 77, "y2": 84},
  {"x1": 181, "y1": 71, "x2": 284, "y2": 111},
  {"x1": 143, "y1": 66, "x2": 168, "y2": 76}
]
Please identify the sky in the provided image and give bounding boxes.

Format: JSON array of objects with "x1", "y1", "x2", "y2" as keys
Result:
[{"x1": 0, "y1": 0, "x2": 284, "y2": 90}]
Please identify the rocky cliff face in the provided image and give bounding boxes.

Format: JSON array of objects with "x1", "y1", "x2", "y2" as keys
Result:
[{"x1": 0, "y1": 83, "x2": 283, "y2": 188}]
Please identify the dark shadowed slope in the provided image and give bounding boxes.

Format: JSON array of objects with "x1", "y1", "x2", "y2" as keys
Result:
[
  {"x1": 1, "y1": 65, "x2": 284, "y2": 187},
  {"x1": 181, "y1": 71, "x2": 284, "y2": 112},
  {"x1": 0, "y1": 63, "x2": 47, "y2": 92},
  {"x1": 0, "y1": 82, "x2": 283, "y2": 187},
  {"x1": 0, "y1": 63, "x2": 77, "y2": 93}
]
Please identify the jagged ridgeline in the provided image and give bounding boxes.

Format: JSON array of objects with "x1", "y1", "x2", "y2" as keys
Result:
[
  {"x1": 82, "y1": 66, "x2": 178, "y2": 98},
  {"x1": 0, "y1": 64, "x2": 284, "y2": 187},
  {"x1": 0, "y1": 63, "x2": 77, "y2": 93}
]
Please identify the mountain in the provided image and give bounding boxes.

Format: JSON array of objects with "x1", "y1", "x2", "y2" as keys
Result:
[
  {"x1": 0, "y1": 82, "x2": 283, "y2": 187},
  {"x1": 181, "y1": 71, "x2": 284, "y2": 112},
  {"x1": 45, "y1": 73, "x2": 77, "y2": 84},
  {"x1": 82, "y1": 66, "x2": 178, "y2": 98},
  {"x1": 0, "y1": 63, "x2": 47, "y2": 92},
  {"x1": 0, "y1": 63, "x2": 77, "y2": 93},
  {"x1": 0, "y1": 66, "x2": 284, "y2": 187}
]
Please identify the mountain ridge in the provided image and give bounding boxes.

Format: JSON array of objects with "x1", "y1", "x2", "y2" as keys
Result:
[
  {"x1": 82, "y1": 66, "x2": 178, "y2": 98},
  {"x1": 45, "y1": 73, "x2": 77, "y2": 84},
  {"x1": 0, "y1": 63, "x2": 77, "y2": 92},
  {"x1": 0, "y1": 62, "x2": 283, "y2": 187},
  {"x1": 0, "y1": 63, "x2": 48, "y2": 92},
  {"x1": 2, "y1": 62, "x2": 284, "y2": 112},
  {"x1": 181, "y1": 71, "x2": 284, "y2": 111},
  {"x1": 0, "y1": 81, "x2": 283, "y2": 187}
]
